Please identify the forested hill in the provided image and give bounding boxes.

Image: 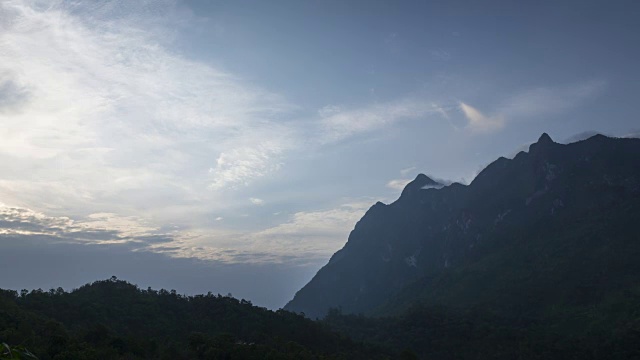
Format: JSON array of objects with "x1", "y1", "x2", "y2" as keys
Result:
[{"x1": 0, "y1": 277, "x2": 390, "y2": 360}]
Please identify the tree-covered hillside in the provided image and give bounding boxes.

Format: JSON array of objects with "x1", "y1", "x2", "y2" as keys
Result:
[
  {"x1": 323, "y1": 301, "x2": 640, "y2": 360},
  {"x1": 0, "y1": 277, "x2": 389, "y2": 360}
]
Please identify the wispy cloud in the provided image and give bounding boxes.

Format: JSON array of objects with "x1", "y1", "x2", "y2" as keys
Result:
[
  {"x1": 319, "y1": 98, "x2": 449, "y2": 142},
  {"x1": 622, "y1": 130, "x2": 640, "y2": 139},
  {"x1": 243, "y1": 201, "x2": 371, "y2": 263},
  {"x1": 0, "y1": 0, "x2": 293, "y2": 220},
  {"x1": 209, "y1": 139, "x2": 289, "y2": 191},
  {"x1": 459, "y1": 102, "x2": 505, "y2": 133},
  {"x1": 430, "y1": 49, "x2": 451, "y2": 61},
  {"x1": 386, "y1": 179, "x2": 412, "y2": 190},
  {"x1": 249, "y1": 197, "x2": 265, "y2": 206}
]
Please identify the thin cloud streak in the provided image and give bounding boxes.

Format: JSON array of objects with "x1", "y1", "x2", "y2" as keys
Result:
[
  {"x1": 319, "y1": 98, "x2": 449, "y2": 142},
  {"x1": 386, "y1": 179, "x2": 412, "y2": 190}
]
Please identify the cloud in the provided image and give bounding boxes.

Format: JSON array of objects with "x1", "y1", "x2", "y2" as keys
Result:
[
  {"x1": 0, "y1": 203, "x2": 172, "y2": 246},
  {"x1": 0, "y1": 199, "x2": 371, "y2": 266},
  {"x1": 208, "y1": 138, "x2": 289, "y2": 190},
  {"x1": 0, "y1": 204, "x2": 74, "y2": 236},
  {"x1": 386, "y1": 179, "x2": 412, "y2": 190},
  {"x1": 319, "y1": 98, "x2": 449, "y2": 142},
  {"x1": 244, "y1": 202, "x2": 371, "y2": 263},
  {"x1": 0, "y1": 0, "x2": 293, "y2": 220},
  {"x1": 0, "y1": 201, "x2": 332, "y2": 308},
  {"x1": 622, "y1": 130, "x2": 640, "y2": 139},
  {"x1": 161, "y1": 201, "x2": 373, "y2": 266},
  {"x1": 459, "y1": 102, "x2": 505, "y2": 133},
  {"x1": 249, "y1": 197, "x2": 265, "y2": 205},
  {"x1": 0, "y1": 75, "x2": 30, "y2": 112}
]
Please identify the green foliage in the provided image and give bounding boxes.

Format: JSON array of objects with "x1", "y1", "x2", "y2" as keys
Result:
[{"x1": 1, "y1": 343, "x2": 38, "y2": 360}]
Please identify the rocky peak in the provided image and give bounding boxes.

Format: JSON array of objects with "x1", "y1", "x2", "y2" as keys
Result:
[
  {"x1": 528, "y1": 132, "x2": 557, "y2": 154},
  {"x1": 538, "y1": 132, "x2": 553, "y2": 144}
]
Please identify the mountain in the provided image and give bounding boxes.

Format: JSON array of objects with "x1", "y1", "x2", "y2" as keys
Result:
[{"x1": 284, "y1": 133, "x2": 640, "y2": 320}]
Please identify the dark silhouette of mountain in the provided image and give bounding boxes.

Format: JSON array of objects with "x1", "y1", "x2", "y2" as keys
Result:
[{"x1": 284, "y1": 133, "x2": 640, "y2": 320}]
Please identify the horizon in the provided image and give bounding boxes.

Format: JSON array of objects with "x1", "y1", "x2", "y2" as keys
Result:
[{"x1": 1, "y1": 0, "x2": 639, "y2": 309}]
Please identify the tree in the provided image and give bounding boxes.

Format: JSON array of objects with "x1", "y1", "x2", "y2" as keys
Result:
[{"x1": 0, "y1": 343, "x2": 38, "y2": 360}]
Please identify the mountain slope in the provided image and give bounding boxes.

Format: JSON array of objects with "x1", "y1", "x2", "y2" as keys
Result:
[{"x1": 284, "y1": 133, "x2": 640, "y2": 320}]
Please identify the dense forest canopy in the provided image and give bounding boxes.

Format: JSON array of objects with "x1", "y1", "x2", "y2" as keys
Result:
[{"x1": 0, "y1": 278, "x2": 389, "y2": 360}]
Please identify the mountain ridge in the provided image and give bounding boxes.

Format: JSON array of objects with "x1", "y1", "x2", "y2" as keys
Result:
[{"x1": 284, "y1": 133, "x2": 640, "y2": 320}]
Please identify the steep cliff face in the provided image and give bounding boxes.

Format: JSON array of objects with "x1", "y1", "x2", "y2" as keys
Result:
[{"x1": 284, "y1": 134, "x2": 640, "y2": 319}]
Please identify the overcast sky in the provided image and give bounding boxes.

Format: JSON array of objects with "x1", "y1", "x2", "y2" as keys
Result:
[{"x1": 1, "y1": 0, "x2": 639, "y2": 309}]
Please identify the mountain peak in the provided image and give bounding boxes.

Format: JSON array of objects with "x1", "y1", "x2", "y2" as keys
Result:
[
  {"x1": 529, "y1": 132, "x2": 557, "y2": 154},
  {"x1": 400, "y1": 174, "x2": 440, "y2": 198},
  {"x1": 538, "y1": 132, "x2": 553, "y2": 144},
  {"x1": 408, "y1": 173, "x2": 439, "y2": 189},
  {"x1": 414, "y1": 173, "x2": 436, "y2": 184}
]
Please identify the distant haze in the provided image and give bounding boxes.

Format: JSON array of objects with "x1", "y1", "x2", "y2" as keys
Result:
[{"x1": 1, "y1": 0, "x2": 639, "y2": 309}]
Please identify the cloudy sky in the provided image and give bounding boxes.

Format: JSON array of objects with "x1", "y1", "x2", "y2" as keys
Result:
[{"x1": 1, "y1": 0, "x2": 639, "y2": 308}]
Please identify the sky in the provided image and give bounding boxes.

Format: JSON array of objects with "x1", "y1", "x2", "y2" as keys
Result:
[{"x1": 0, "y1": 0, "x2": 639, "y2": 309}]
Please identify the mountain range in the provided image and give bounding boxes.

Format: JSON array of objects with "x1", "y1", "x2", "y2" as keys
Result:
[{"x1": 285, "y1": 133, "x2": 640, "y2": 322}]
